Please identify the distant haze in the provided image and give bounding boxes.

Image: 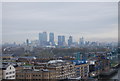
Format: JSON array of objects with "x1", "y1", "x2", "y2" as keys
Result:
[{"x1": 2, "y1": 2, "x2": 118, "y2": 44}]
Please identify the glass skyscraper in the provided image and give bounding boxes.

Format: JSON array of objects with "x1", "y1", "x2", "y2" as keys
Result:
[
  {"x1": 49, "y1": 32, "x2": 55, "y2": 46},
  {"x1": 39, "y1": 32, "x2": 47, "y2": 46},
  {"x1": 58, "y1": 35, "x2": 65, "y2": 46}
]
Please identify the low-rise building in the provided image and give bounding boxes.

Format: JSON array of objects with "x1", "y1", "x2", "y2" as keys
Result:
[
  {"x1": 71, "y1": 60, "x2": 89, "y2": 79},
  {"x1": 2, "y1": 64, "x2": 16, "y2": 79},
  {"x1": 16, "y1": 69, "x2": 56, "y2": 79},
  {"x1": 46, "y1": 60, "x2": 76, "y2": 79},
  {"x1": 0, "y1": 68, "x2": 2, "y2": 80},
  {"x1": 16, "y1": 60, "x2": 76, "y2": 79},
  {"x1": 88, "y1": 54, "x2": 110, "y2": 77}
]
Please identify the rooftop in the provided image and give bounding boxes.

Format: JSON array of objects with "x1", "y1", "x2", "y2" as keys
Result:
[
  {"x1": 71, "y1": 60, "x2": 87, "y2": 65},
  {"x1": 48, "y1": 60, "x2": 64, "y2": 64}
]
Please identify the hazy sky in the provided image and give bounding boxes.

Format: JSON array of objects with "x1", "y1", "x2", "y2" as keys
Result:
[{"x1": 2, "y1": 2, "x2": 118, "y2": 44}]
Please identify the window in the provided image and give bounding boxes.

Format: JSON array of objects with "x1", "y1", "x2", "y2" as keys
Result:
[
  {"x1": 12, "y1": 75, "x2": 15, "y2": 78},
  {"x1": 6, "y1": 72, "x2": 8, "y2": 75},
  {"x1": 9, "y1": 76, "x2": 12, "y2": 78},
  {"x1": 27, "y1": 75, "x2": 29, "y2": 77},
  {"x1": 21, "y1": 75, "x2": 24, "y2": 77},
  {"x1": 13, "y1": 71, "x2": 15, "y2": 73},
  {"x1": 36, "y1": 75, "x2": 38, "y2": 76},
  {"x1": 9, "y1": 72, "x2": 12, "y2": 74}
]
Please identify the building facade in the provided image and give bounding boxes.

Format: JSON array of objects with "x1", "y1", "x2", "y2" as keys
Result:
[
  {"x1": 47, "y1": 60, "x2": 75, "y2": 79},
  {"x1": 49, "y1": 33, "x2": 55, "y2": 46},
  {"x1": 68, "y1": 36, "x2": 73, "y2": 47},
  {"x1": 72, "y1": 60, "x2": 89, "y2": 79},
  {"x1": 16, "y1": 60, "x2": 76, "y2": 79},
  {"x1": 16, "y1": 69, "x2": 56, "y2": 79},
  {"x1": 79, "y1": 37, "x2": 84, "y2": 47},
  {"x1": 88, "y1": 54, "x2": 110, "y2": 77},
  {"x1": 39, "y1": 32, "x2": 48, "y2": 46},
  {"x1": 58, "y1": 36, "x2": 65, "y2": 46},
  {"x1": 2, "y1": 64, "x2": 16, "y2": 79},
  {"x1": 0, "y1": 68, "x2": 2, "y2": 80}
]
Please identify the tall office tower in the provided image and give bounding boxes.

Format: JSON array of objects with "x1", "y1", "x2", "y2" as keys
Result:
[
  {"x1": 26, "y1": 39, "x2": 29, "y2": 46},
  {"x1": 58, "y1": 36, "x2": 62, "y2": 46},
  {"x1": 79, "y1": 37, "x2": 84, "y2": 46},
  {"x1": 49, "y1": 32, "x2": 55, "y2": 45},
  {"x1": 58, "y1": 35, "x2": 65, "y2": 46},
  {"x1": 39, "y1": 33, "x2": 43, "y2": 45},
  {"x1": 42, "y1": 32, "x2": 47, "y2": 44},
  {"x1": 61, "y1": 36, "x2": 65, "y2": 43},
  {"x1": 39, "y1": 32, "x2": 47, "y2": 46},
  {"x1": 68, "y1": 36, "x2": 73, "y2": 46}
]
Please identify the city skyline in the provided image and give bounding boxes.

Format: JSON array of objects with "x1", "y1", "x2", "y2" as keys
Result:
[
  {"x1": 2, "y1": 2, "x2": 118, "y2": 44},
  {"x1": 3, "y1": 31, "x2": 118, "y2": 46},
  {"x1": 3, "y1": 31, "x2": 118, "y2": 44}
]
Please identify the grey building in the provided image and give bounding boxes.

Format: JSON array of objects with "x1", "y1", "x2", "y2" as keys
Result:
[
  {"x1": 68, "y1": 36, "x2": 73, "y2": 47},
  {"x1": 79, "y1": 37, "x2": 84, "y2": 46},
  {"x1": 39, "y1": 32, "x2": 48, "y2": 46},
  {"x1": 58, "y1": 35, "x2": 65, "y2": 46},
  {"x1": 49, "y1": 32, "x2": 55, "y2": 46}
]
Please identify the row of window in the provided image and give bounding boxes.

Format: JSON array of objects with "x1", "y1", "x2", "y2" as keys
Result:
[
  {"x1": 6, "y1": 71, "x2": 15, "y2": 75},
  {"x1": 17, "y1": 74, "x2": 49, "y2": 77},
  {"x1": 57, "y1": 74, "x2": 75, "y2": 79},
  {"x1": 17, "y1": 73, "x2": 75, "y2": 78},
  {"x1": 6, "y1": 75, "x2": 15, "y2": 79},
  {"x1": 33, "y1": 75, "x2": 41, "y2": 77}
]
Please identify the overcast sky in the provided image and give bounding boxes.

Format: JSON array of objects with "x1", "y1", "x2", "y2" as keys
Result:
[{"x1": 2, "y1": 2, "x2": 118, "y2": 44}]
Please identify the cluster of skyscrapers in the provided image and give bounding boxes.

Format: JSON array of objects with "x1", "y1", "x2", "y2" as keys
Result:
[
  {"x1": 38, "y1": 31, "x2": 85, "y2": 47},
  {"x1": 22, "y1": 31, "x2": 116, "y2": 48},
  {"x1": 39, "y1": 32, "x2": 64, "y2": 46}
]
